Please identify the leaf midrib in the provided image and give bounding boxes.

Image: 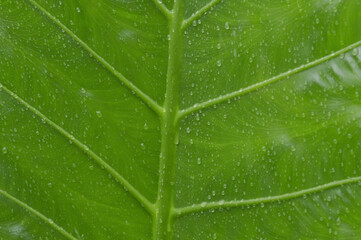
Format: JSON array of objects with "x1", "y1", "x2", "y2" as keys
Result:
[{"x1": 2, "y1": 0, "x2": 361, "y2": 239}]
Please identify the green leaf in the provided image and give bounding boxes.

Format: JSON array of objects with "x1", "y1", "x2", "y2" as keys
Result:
[{"x1": 1, "y1": 0, "x2": 361, "y2": 239}]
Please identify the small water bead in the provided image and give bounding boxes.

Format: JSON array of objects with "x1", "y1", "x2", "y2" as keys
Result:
[
  {"x1": 2, "y1": 147, "x2": 7, "y2": 154},
  {"x1": 140, "y1": 143, "x2": 145, "y2": 150},
  {"x1": 96, "y1": 110, "x2": 102, "y2": 118},
  {"x1": 352, "y1": 48, "x2": 359, "y2": 56},
  {"x1": 192, "y1": 20, "x2": 199, "y2": 27},
  {"x1": 225, "y1": 22, "x2": 230, "y2": 30},
  {"x1": 174, "y1": 134, "x2": 179, "y2": 145}
]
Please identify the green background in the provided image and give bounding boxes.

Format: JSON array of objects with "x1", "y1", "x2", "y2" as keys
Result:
[{"x1": 1, "y1": 0, "x2": 361, "y2": 239}]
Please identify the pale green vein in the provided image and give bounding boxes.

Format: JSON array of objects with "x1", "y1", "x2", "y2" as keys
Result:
[
  {"x1": 26, "y1": 0, "x2": 164, "y2": 116},
  {"x1": 0, "y1": 84, "x2": 155, "y2": 216},
  {"x1": 151, "y1": 0, "x2": 172, "y2": 19},
  {"x1": 0, "y1": 189, "x2": 77, "y2": 240},
  {"x1": 177, "y1": 39, "x2": 361, "y2": 120},
  {"x1": 181, "y1": 0, "x2": 222, "y2": 30},
  {"x1": 173, "y1": 176, "x2": 361, "y2": 217}
]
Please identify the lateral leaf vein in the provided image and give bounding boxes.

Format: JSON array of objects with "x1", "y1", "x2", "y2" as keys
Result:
[
  {"x1": 27, "y1": 0, "x2": 163, "y2": 116},
  {"x1": 178, "y1": 39, "x2": 361, "y2": 119},
  {"x1": 0, "y1": 84, "x2": 155, "y2": 215},
  {"x1": 0, "y1": 189, "x2": 78, "y2": 240},
  {"x1": 173, "y1": 176, "x2": 361, "y2": 217}
]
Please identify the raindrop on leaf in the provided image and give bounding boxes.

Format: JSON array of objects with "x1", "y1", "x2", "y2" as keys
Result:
[{"x1": 2, "y1": 147, "x2": 7, "y2": 154}]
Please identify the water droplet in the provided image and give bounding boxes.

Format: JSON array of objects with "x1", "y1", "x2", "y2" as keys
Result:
[
  {"x1": 352, "y1": 48, "x2": 359, "y2": 56},
  {"x1": 96, "y1": 110, "x2": 102, "y2": 118},
  {"x1": 2, "y1": 147, "x2": 7, "y2": 154},
  {"x1": 140, "y1": 143, "x2": 145, "y2": 150},
  {"x1": 76, "y1": 7, "x2": 81, "y2": 13},
  {"x1": 225, "y1": 22, "x2": 230, "y2": 30},
  {"x1": 217, "y1": 60, "x2": 222, "y2": 67},
  {"x1": 174, "y1": 133, "x2": 179, "y2": 145}
]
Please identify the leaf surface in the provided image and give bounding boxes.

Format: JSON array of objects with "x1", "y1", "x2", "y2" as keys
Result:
[{"x1": 1, "y1": 0, "x2": 361, "y2": 239}]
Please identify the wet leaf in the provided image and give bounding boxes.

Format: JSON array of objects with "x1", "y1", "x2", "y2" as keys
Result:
[{"x1": 1, "y1": 0, "x2": 361, "y2": 239}]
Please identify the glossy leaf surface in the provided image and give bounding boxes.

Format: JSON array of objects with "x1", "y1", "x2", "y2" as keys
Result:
[{"x1": 1, "y1": 0, "x2": 361, "y2": 239}]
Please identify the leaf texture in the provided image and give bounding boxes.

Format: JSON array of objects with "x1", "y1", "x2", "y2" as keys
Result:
[{"x1": 1, "y1": 0, "x2": 361, "y2": 239}]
